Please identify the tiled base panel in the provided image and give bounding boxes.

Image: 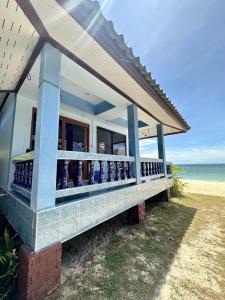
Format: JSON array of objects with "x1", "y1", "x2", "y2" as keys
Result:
[{"x1": 0, "y1": 178, "x2": 173, "y2": 251}]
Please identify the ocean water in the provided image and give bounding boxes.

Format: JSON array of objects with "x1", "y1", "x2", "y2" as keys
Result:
[{"x1": 178, "y1": 164, "x2": 225, "y2": 182}]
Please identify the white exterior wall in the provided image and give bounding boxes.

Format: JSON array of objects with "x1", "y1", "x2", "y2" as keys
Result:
[
  {"x1": 11, "y1": 95, "x2": 129, "y2": 158},
  {"x1": 0, "y1": 94, "x2": 16, "y2": 190}
]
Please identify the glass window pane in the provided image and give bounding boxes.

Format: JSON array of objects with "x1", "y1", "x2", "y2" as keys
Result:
[
  {"x1": 97, "y1": 127, "x2": 126, "y2": 155},
  {"x1": 113, "y1": 132, "x2": 126, "y2": 155},
  {"x1": 97, "y1": 127, "x2": 112, "y2": 154},
  {"x1": 65, "y1": 123, "x2": 85, "y2": 152}
]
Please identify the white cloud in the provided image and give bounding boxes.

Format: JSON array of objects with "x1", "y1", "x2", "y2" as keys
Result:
[
  {"x1": 139, "y1": 139, "x2": 157, "y2": 148},
  {"x1": 139, "y1": 139, "x2": 158, "y2": 158},
  {"x1": 166, "y1": 146, "x2": 225, "y2": 164},
  {"x1": 139, "y1": 141, "x2": 225, "y2": 164}
]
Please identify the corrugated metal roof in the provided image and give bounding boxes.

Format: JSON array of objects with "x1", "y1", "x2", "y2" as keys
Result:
[{"x1": 69, "y1": 0, "x2": 190, "y2": 130}]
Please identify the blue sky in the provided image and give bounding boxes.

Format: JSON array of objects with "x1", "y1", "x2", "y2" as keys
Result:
[{"x1": 98, "y1": 0, "x2": 225, "y2": 164}]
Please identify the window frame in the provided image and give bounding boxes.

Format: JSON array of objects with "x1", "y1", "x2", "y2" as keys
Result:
[
  {"x1": 30, "y1": 107, "x2": 89, "y2": 152},
  {"x1": 96, "y1": 126, "x2": 127, "y2": 156}
]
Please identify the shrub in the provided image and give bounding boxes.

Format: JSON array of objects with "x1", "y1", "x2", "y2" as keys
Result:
[
  {"x1": 0, "y1": 228, "x2": 19, "y2": 299},
  {"x1": 171, "y1": 165, "x2": 186, "y2": 197}
]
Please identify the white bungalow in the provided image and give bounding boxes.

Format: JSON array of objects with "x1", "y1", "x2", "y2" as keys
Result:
[{"x1": 0, "y1": 0, "x2": 189, "y2": 298}]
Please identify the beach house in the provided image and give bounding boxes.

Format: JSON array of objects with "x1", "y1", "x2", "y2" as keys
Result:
[{"x1": 0, "y1": 0, "x2": 190, "y2": 298}]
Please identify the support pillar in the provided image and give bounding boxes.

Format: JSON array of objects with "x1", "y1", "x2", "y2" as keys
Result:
[
  {"x1": 128, "y1": 202, "x2": 145, "y2": 225},
  {"x1": 157, "y1": 124, "x2": 167, "y2": 177},
  {"x1": 17, "y1": 243, "x2": 61, "y2": 300},
  {"x1": 127, "y1": 105, "x2": 141, "y2": 184},
  {"x1": 31, "y1": 43, "x2": 61, "y2": 211},
  {"x1": 161, "y1": 188, "x2": 171, "y2": 202}
]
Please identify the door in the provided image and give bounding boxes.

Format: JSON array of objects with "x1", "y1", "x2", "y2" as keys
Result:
[
  {"x1": 30, "y1": 108, "x2": 89, "y2": 183},
  {"x1": 62, "y1": 117, "x2": 89, "y2": 181}
]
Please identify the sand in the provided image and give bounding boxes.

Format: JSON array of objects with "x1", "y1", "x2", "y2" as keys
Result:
[{"x1": 182, "y1": 179, "x2": 225, "y2": 197}]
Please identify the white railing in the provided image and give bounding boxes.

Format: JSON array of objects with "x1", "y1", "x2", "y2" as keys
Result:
[
  {"x1": 11, "y1": 151, "x2": 172, "y2": 199},
  {"x1": 140, "y1": 157, "x2": 164, "y2": 179}
]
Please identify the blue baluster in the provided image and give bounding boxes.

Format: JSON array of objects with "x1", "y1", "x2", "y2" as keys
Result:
[
  {"x1": 149, "y1": 162, "x2": 152, "y2": 175},
  {"x1": 28, "y1": 161, "x2": 33, "y2": 189},
  {"x1": 21, "y1": 162, "x2": 25, "y2": 186},
  {"x1": 88, "y1": 160, "x2": 95, "y2": 185},
  {"x1": 141, "y1": 162, "x2": 146, "y2": 177},
  {"x1": 152, "y1": 162, "x2": 155, "y2": 175},
  {"x1": 14, "y1": 163, "x2": 18, "y2": 184},
  {"x1": 98, "y1": 161, "x2": 104, "y2": 183},
  {"x1": 121, "y1": 161, "x2": 127, "y2": 180},
  {"x1": 74, "y1": 160, "x2": 83, "y2": 187},
  {"x1": 115, "y1": 161, "x2": 120, "y2": 181},
  {"x1": 17, "y1": 163, "x2": 21, "y2": 185},
  {"x1": 146, "y1": 162, "x2": 149, "y2": 176},
  {"x1": 127, "y1": 161, "x2": 132, "y2": 179},
  {"x1": 107, "y1": 161, "x2": 113, "y2": 182},
  {"x1": 24, "y1": 161, "x2": 29, "y2": 188},
  {"x1": 155, "y1": 162, "x2": 157, "y2": 174},
  {"x1": 60, "y1": 160, "x2": 69, "y2": 189}
]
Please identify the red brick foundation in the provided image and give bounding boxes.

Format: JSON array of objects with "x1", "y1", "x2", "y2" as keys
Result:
[
  {"x1": 17, "y1": 243, "x2": 62, "y2": 300},
  {"x1": 128, "y1": 202, "x2": 145, "y2": 225}
]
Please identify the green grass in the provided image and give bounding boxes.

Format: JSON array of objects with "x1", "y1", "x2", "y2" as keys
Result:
[
  {"x1": 105, "y1": 250, "x2": 125, "y2": 272},
  {"x1": 98, "y1": 276, "x2": 120, "y2": 299}
]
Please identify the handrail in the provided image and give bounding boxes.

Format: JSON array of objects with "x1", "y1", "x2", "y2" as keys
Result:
[
  {"x1": 140, "y1": 157, "x2": 163, "y2": 163},
  {"x1": 13, "y1": 151, "x2": 34, "y2": 162},
  {"x1": 12, "y1": 151, "x2": 135, "y2": 162},
  {"x1": 57, "y1": 150, "x2": 135, "y2": 162}
]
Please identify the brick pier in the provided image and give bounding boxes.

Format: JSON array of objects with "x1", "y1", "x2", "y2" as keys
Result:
[
  {"x1": 17, "y1": 243, "x2": 62, "y2": 300},
  {"x1": 128, "y1": 202, "x2": 146, "y2": 225}
]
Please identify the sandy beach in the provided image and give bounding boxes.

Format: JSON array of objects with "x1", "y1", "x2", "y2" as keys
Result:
[{"x1": 182, "y1": 179, "x2": 225, "y2": 197}]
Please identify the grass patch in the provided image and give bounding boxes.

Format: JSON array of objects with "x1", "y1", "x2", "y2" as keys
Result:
[
  {"x1": 144, "y1": 239, "x2": 161, "y2": 254},
  {"x1": 105, "y1": 250, "x2": 125, "y2": 272},
  {"x1": 108, "y1": 235, "x2": 122, "y2": 247},
  {"x1": 98, "y1": 276, "x2": 120, "y2": 299}
]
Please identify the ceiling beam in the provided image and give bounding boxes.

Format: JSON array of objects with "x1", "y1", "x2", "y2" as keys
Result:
[
  {"x1": 60, "y1": 89, "x2": 95, "y2": 114},
  {"x1": 138, "y1": 120, "x2": 148, "y2": 128},
  {"x1": 95, "y1": 101, "x2": 115, "y2": 115}
]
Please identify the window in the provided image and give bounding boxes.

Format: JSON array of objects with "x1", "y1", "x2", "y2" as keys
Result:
[
  {"x1": 30, "y1": 108, "x2": 89, "y2": 152},
  {"x1": 97, "y1": 127, "x2": 126, "y2": 155}
]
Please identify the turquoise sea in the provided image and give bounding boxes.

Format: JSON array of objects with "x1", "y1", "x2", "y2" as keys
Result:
[{"x1": 178, "y1": 164, "x2": 225, "y2": 182}]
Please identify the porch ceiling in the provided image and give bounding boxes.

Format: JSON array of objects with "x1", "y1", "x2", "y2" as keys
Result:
[
  {"x1": 0, "y1": 0, "x2": 39, "y2": 91},
  {"x1": 19, "y1": 51, "x2": 163, "y2": 136}
]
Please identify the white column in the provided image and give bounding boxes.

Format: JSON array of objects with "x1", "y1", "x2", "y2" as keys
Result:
[
  {"x1": 157, "y1": 124, "x2": 167, "y2": 176},
  {"x1": 127, "y1": 105, "x2": 141, "y2": 184},
  {"x1": 31, "y1": 43, "x2": 61, "y2": 211}
]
